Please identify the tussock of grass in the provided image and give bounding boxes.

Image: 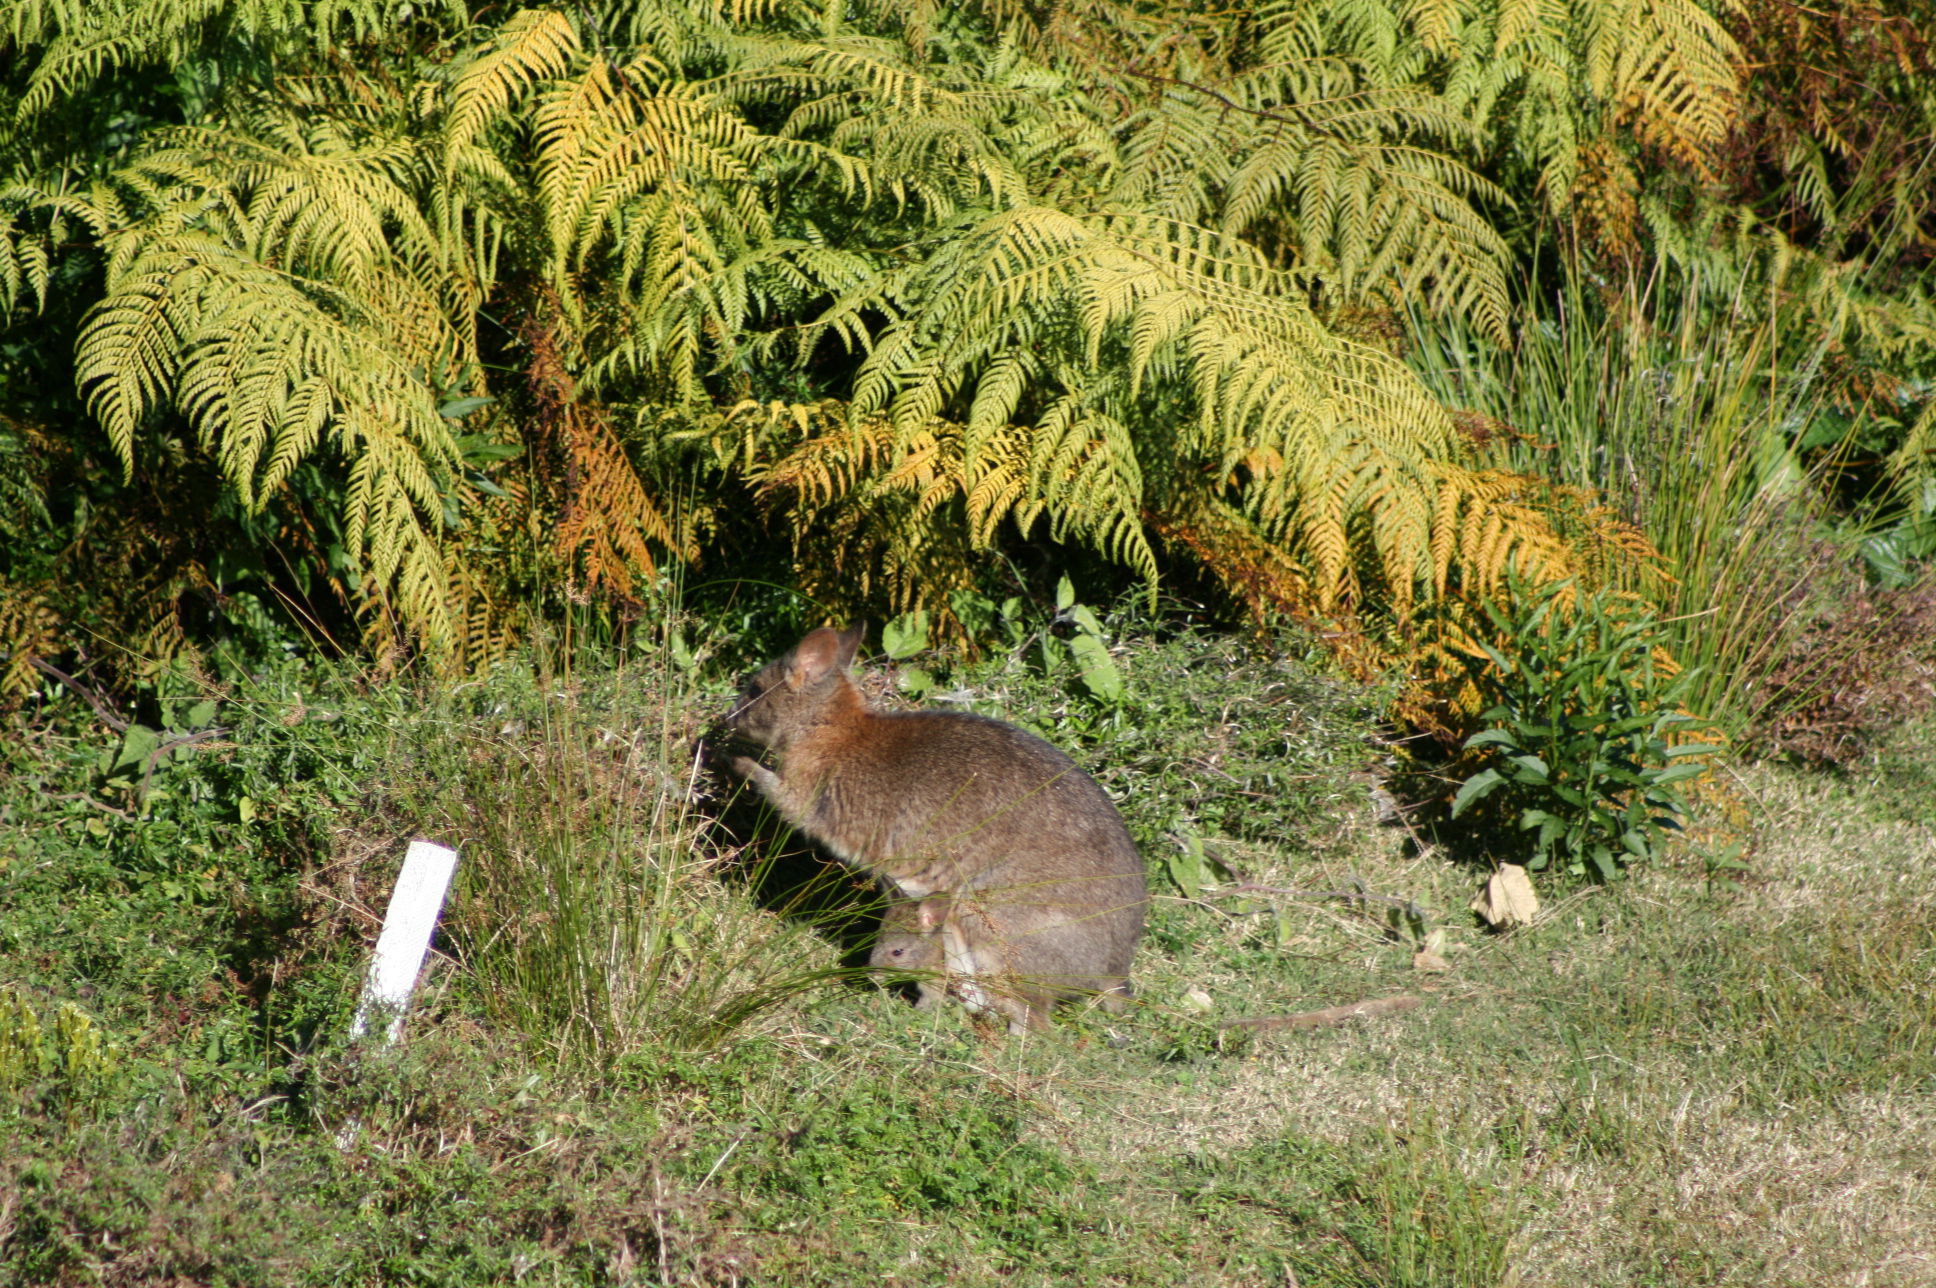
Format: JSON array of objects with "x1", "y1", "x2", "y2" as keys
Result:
[
  {"x1": 2, "y1": 646, "x2": 1933, "y2": 1285},
  {"x1": 396, "y1": 662, "x2": 842, "y2": 1062}
]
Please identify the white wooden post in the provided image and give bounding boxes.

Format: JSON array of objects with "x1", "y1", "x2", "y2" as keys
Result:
[
  {"x1": 337, "y1": 840, "x2": 459, "y2": 1151},
  {"x1": 348, "y1": 839, "x2": 459, "y2": 1047}
]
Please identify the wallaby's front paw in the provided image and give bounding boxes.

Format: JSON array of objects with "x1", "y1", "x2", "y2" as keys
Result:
[{"x1": 730, "y1": 756, "x2": 783, "y2": 797}]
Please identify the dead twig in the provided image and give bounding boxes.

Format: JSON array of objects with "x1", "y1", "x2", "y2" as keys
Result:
[
  {"x1": 1219, "y1": 994, "x2": 1424, "y2": 1032},
  {"x1": 30, "y1": 657, "x2": 130, "y2": 732},
  {"x1": 138, "y1": 726, "x2": 231, "y2": 800},
  {"x1": 50, "y1": 792, "x2": 134, "y2": 820}
]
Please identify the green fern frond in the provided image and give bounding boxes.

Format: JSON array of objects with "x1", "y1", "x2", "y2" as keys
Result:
[
  {"x1": 0, "y1": 214, "x2": 50, "y2": 313},
  {"x1": 55, "y1": 114, "x2": 474, "y2": 653},
  {"x1": 6, "y1": 0, "x2": 430, "y2": 123}
]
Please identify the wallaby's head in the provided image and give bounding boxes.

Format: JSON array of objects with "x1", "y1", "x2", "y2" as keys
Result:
[
  {"x1": 724, "y1": 624, "x2": 865, "y2": 753},
  {"x1": 871, "y1": 898, "x2": 945, "y2": 969}
]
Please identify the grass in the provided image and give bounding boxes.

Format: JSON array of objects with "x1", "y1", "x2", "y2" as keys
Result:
[
  {"x1": 1405, "y1": 260, "x2": 1914, "y2": 743},
  {"x1": 2, "y1": 633, "x2": 1933, "y2": 1285}
]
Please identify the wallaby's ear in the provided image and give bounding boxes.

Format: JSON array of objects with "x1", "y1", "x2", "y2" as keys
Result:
[
  {"x1": 834, "y1": 623, "x2": 865, "y2": 671},
  {"x1": 914, "y1": 898, "x2": 945, "y2": 933},
  {"x1": 785, "y1": 627, "x2": 850, "y2": 689}
]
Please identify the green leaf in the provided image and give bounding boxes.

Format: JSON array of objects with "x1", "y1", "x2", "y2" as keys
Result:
[
  {"x1": 1166, "y1": 833, "x2": 1207, "y2": 899},
  {"x1": 109, "y1": 724, "x2": 160, "y2": 777},
  {"x1": 1055, "y1": 575, "x2": 1076, "y2": 611},
  {"x1": 881, "y1": 610, "x2": 930, "y2": 660},
  {"x1": 950, "y1": 589, "x2": 997, "y2": 638},
  {"x1": 1506, "y1": 753, "x2": 1550, "y2": 782},
  {"x1": 1450, "y1": 768, "x2": 1504, "y2": 818},
  {"x1": 1068, "y1": 632, "x2": 1124, "y2": 703},
  {"x1": 455, "y1": 433, "x2": 520, "y2": 462},
  {"x1": 439, "y1": 396, "x2": 496, "y2": 419},
  {"x1": 1860, "y1": 531, "x2": 1917, "y2": 588}
]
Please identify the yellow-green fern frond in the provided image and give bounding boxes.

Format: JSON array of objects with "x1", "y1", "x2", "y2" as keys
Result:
[
  {"x1": 443, "y1": 8, "x2": 581, "y2": 160},
  {"x1": 1889, "y1": 399, "x2": 1936, "y2": 511},
  {"x1": 812, "y1": 199, "x2": 1586, "y2": 622},
  {"x1": 0, "y1": 214, "x2": 50, "y2": 314},
  {"x1": 62, "y1": 119, "x2": 479, "y2": 654},
  {"x1": 6, "y1": 0, "x2": 432, "y2": 123},
  {"x1": 0, "y1": 574, "x2": 57, "y2": 707}
]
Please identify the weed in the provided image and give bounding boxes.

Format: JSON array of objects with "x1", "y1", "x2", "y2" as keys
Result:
[
  {"x1": 393, "y1": 658, "x2": 841, "y2": 1066},
  {"x1": 1407, "y1": 260, "x2": 1928, "y2": 744}
]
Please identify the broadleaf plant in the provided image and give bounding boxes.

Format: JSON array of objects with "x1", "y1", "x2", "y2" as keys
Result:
[{"x1": 1449, "y1": 578, "x2": 1721, "y2": 881}]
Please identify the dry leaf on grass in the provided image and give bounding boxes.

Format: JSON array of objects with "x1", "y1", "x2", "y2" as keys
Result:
[{"x1": 1471, "y1": 863, "x2": 1539, "y2": 928}]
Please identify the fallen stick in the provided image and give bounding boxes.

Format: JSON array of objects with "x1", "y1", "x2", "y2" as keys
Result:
[{"x1": 1219, "y1": 994, "x2": 1423, "y2": 1032}]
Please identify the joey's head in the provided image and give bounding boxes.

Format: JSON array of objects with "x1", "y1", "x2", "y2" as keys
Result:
[{"x1": 722, "y1": 624, "x2": 865, "y2": 754}]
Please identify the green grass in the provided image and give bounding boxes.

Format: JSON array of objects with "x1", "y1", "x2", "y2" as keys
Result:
[
  {"x1": 3, "y1": 632, "x2": 1933, "y2": 1285},
  {"x1": 1406, "y1": 262, "x2": 1909, "y2": 744}
]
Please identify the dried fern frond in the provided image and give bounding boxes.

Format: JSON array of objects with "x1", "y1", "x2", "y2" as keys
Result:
[
  {"x1": 0, "y1": 574, "x2": 57, "y2": 707},
  {"x1": 525, "y1": 311, "x2": 691, "y2": 601}
]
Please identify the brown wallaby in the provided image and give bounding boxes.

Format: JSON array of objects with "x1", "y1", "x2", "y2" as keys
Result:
[{"x1": 723, "y1": 624, "x2": 1148, "y2": 1032}]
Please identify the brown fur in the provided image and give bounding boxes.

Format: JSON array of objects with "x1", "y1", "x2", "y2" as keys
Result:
[{"x1": 726, "y1": 625, "x2": 1148, "y2": 1032}]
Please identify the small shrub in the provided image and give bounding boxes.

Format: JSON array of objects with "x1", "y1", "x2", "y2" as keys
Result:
[{"x1": 1449, "y1": 581, "x2": 1719, "y2": 881}]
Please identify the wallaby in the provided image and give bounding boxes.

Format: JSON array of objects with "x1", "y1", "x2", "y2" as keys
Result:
[
  {"x1": 868, "y1": 893, "x2": 1112, "y2": 1027},
  {"x1": 723, "y1": 624, "x2": 1148, "y2": 1033},
  {"x1": 869, "y1": 897, "x2": 946, "y2": 1011}
]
